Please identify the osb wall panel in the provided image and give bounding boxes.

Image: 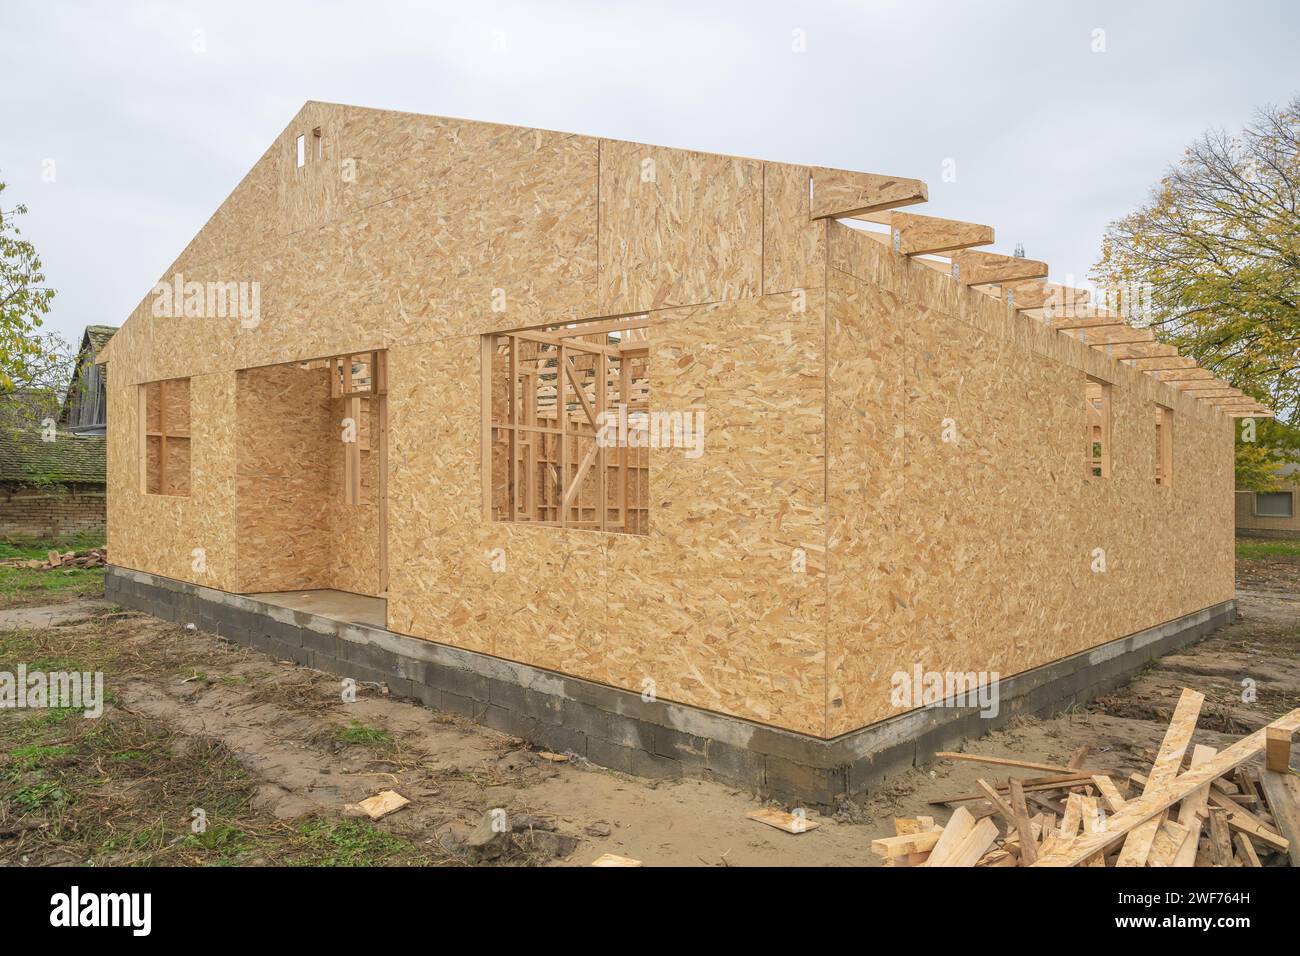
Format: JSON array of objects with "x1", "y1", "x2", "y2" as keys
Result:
[
  {"x1": 327, "y1": 394, "x2": 384, "y2": 597},
  {"x1": 386, "y1": 291, "x2": 827, "y2": 735},
  {"x1": 385, "y1": 338, "x2": 605, "y2": 661},
  {"x1": 763, "y1": 163, "x2": 826, "y2": 296},
  {"x1": 825, "y1": 223, "x2": 1235, "y2": 735},
  {"x1": 105, "y1": 372, "x2": 238, "y2": 592},
  {"x1": 233, "y1": 364, "x2": 333, "y2": 593},
  {"x1": 598, "y1": 138, "x2": 763, "y2": 314},
  {"x1": 103, "y1": 102, "x2": 601, "y2": 386}
]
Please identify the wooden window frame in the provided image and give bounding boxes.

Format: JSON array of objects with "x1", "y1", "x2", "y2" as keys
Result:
[
  {"x1": 1155, "y1": 404, "x2": 1173, "y2": 487},
  {"x1": 140, "y1": 377, "x2": 192, "y2": 497},
  {"x1": 1085, "y1": 376, "x2": 1112, "y2": 480},
  {"x1": 481, "y1": 319, "x2": 650, "y2": 535}
]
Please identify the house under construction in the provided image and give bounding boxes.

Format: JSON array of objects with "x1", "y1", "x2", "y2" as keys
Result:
[{"x1": 98, "y1": 102, "x2": 1271, "y2": 804}]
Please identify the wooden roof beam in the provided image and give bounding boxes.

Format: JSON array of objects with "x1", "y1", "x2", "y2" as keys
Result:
[
  {"x1": 1049, "y1": 314, "x2": 1127, "y2": 332},
  {"x1": 1178, "y1": 379, "x2": 1238, "y2": 392},
  {"x1": 1128, "y1": 356, "x2": 1200, "y2": 372},
  {"x1": 1107, "y1": 343, "x2": 1180, "y2": 360},
  {"x1": 888, "y1": 211, "x2": 994, "y2": 256},
  {"x1": 1004, "y1": 281, "x2": 1090, "y2": 311},
  {"x1": 810, "y1": 168, "x2": 929, "y2": 220},
  {"x1": 951, "y1": 250, "x2": 1048, "y2": 286},
  {"x1": 1154, "y1": 368, "x2": 1216, "y2": 384},
  {"x1": 1074, "y1": 326, "x2": 1156, "y2": 347}
]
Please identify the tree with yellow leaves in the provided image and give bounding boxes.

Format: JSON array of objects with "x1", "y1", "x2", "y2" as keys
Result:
[{"x1": 1093, "y1": 98, "x2": 1299, "y2": 489}]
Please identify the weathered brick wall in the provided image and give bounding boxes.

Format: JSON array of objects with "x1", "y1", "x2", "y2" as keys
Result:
[{"x1": 0, "y1": 483, "x2": 106, "y2": 539}]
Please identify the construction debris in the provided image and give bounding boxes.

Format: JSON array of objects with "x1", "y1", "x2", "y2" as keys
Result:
[
  {"x1": 872, "y1": 690, "x2": 1300, "y2": 867},
  {"x1": 351, "y1": 790, "x2": 409, "y2": 821},
  {"x1": 1, "y1": 547, "x2": 108, "y2": 571},
  {"x1": 747, "y1": 808, "x2": 820, "y2": 834}
]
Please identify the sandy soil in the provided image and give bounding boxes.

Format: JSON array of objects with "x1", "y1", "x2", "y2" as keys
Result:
[{"x1": 2, "y1": 557, "x2": 1296, "y2": 866}]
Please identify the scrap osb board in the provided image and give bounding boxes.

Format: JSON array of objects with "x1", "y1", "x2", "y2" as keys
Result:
[
  {"x1": 825, "y1": 223, "x2": 1235, "y2": 735},
  {"x1": 386, "y1": 290, "x2": 826, "y2": 735},
  {"x1": 105, "y1": 371, "x2": 238, "y2": 592}
]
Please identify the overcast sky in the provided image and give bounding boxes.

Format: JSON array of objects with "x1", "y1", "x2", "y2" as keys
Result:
[{"x1": 3, "y1": 0, "x2": 1298, "y2": 350}]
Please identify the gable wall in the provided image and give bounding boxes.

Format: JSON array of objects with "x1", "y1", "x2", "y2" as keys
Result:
[{"x1": 105, "y1": 103, "x2": 834, "y2": 735}]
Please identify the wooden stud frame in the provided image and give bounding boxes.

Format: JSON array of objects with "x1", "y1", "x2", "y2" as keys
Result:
[
  {"x1": 482, "y1": 318, "x2": 650, "y2": 534},
  {"x1": 140, "y1": 377, "x2": 192, "y2": 496},
  {"x1": 1085, "y1": 376, "x2": 1112, "y2": 479},
  {"x1": 1155, "y1": 405, "x2": 1173, "y2": 487}
]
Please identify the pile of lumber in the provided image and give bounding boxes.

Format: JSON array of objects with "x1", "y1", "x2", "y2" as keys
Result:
[
  {"x1": 0, "y1": 547, "x2": 107, "y2": 571},
  {"x1": 872, "y1": 690, "x2": 1300, "y2": 867}
]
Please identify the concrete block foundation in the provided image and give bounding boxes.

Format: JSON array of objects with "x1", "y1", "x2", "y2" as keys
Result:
[{"x1": 106, "y1": 565, "x2": 1236, "y2": 808}]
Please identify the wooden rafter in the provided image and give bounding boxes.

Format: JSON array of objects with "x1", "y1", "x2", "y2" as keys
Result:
[
  {"x1": 951, "y1": 250, "x2": 1047, "y2": 287},
  {"x1": 810, "y1": 167, "x2": 928, "y2": 220},
  {"x1": 1004, "y1": 281, "x2": 1089, "y2": 312},
  {"x1": 888, "y1": 211, "x2": 994, "y2": 257}
]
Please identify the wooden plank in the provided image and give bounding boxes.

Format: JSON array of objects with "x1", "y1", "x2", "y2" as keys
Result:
[
  {"x1": 930, "y1": 772, "x2": 1104, "y2": 804},
  {"x1": 1257, "y1": 768, "x2": 1300, "y2": 867},
  {"x1": 1170, "y1": 744, "x2": 1217, "y2": 867},
  {"x1": 378, "y1": 388, "x2": 389, "y2": 599},
  {"x1": 940, "y1": 817, "x2": 1000, "y2": 867},
  {"x1": 889, "y1": 211, "x2": 994, "y2": 257},
  {"x1": 1207, "y1": 807, "x2": 1236, "y2": 866},
  {"x1": 871, "y1": 827, "x2": 943, "y2": 859},
  {"x1": 1092, "y1": 775, "x2": 1127, "y2": 813},
  {"x1": 1116, "y1": 688, "x2": 1204, "y2": 867},
  {"x1": 934, "y1": 752, "x2": 1078, "y2": 775},
  {"x1": 1033, "y1": 707, "x2": 1300, "y2": 867},
  {"x1": 747, "y1": 808, "x2": 820, "y2": 834},
  {"x1": 950, "y1": 249, "x2": 1047, "y2": 286},
  {"x1": 921, "y1": 806, "x2": 974, "y2": 867},
  {"x1": 1234, "y1": 832, "x2": 1263, "y2": 867},
  {"x1": 1008, "y1": 778, "x2": 1037, "y2": 866},
  {"x1": 556, "y1": 344, "x2": 567, "y2": 527},
  {"x1": 1266, "y1": 725, "x2": 1294, "y2": 772},
  {"x1": 1147, "y1": 817, "x2": 1191, "y2": 867},
  {"x1": 809, "y1": 167, "x2": 928, "y2": 219}
]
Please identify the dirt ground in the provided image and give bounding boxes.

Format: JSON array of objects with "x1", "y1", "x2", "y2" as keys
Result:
[{"x1": 2, "y1": 547, "x2": 1296, "y2": 867}]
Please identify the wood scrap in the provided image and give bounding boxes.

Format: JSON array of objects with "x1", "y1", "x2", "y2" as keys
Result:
[
  {"x1": 1, "y1": 547, "x2": 107, "y2": 571},
  {"x1": 884, "y1": 691, "x2": 1300, "y2": 868},
  {"x1": 747, "y1": 808, "x2": 819, "y2": 834}
]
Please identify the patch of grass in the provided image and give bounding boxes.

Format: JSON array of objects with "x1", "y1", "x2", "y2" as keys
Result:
[
  {"x1": 1236, "y1": 538, "x2": 1300, "y2": 560},
  {"x1": 0, "y1": 534, "x2": 106, "y2": 608},
  {"x1": 185, "y1": 823, "x2": 253, "y2": 863},
  {"x1": 334, "y1": 720, "x2": 393, "y2": 746},
  {"x1": 289, "y1": 818, "x2": 421, "y2": 867},
  {"x1": 7, "y1": 743, "x2": 76, "y2": 773}
]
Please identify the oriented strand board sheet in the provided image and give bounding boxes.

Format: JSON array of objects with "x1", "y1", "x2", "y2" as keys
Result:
[
  {"x1": 233, "y1": 363, "x2": 333, "y2": 593},
  {"x1": 105, "y1": 371, "x2": 239, "y2": 592},
  {"x1": 825, "y1": 223, "x2": 1235, "y2": 735},
  {"x1": 386, "y1": 291, "x2": 827, "y2": 735},
  {"x1": 598, "y1": 138, "x2": 763, "y2": 314},
  {"x1": 763, "y1": 162, "x2": 826, "y2": 296},
  {"x1": 232, "y1": 361, "x2": 385, "y2": 597}
]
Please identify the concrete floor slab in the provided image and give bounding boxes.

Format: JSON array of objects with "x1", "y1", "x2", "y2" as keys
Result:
[{"x1": 247, "y1": 589, "x2": 386, "y2": 628}]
